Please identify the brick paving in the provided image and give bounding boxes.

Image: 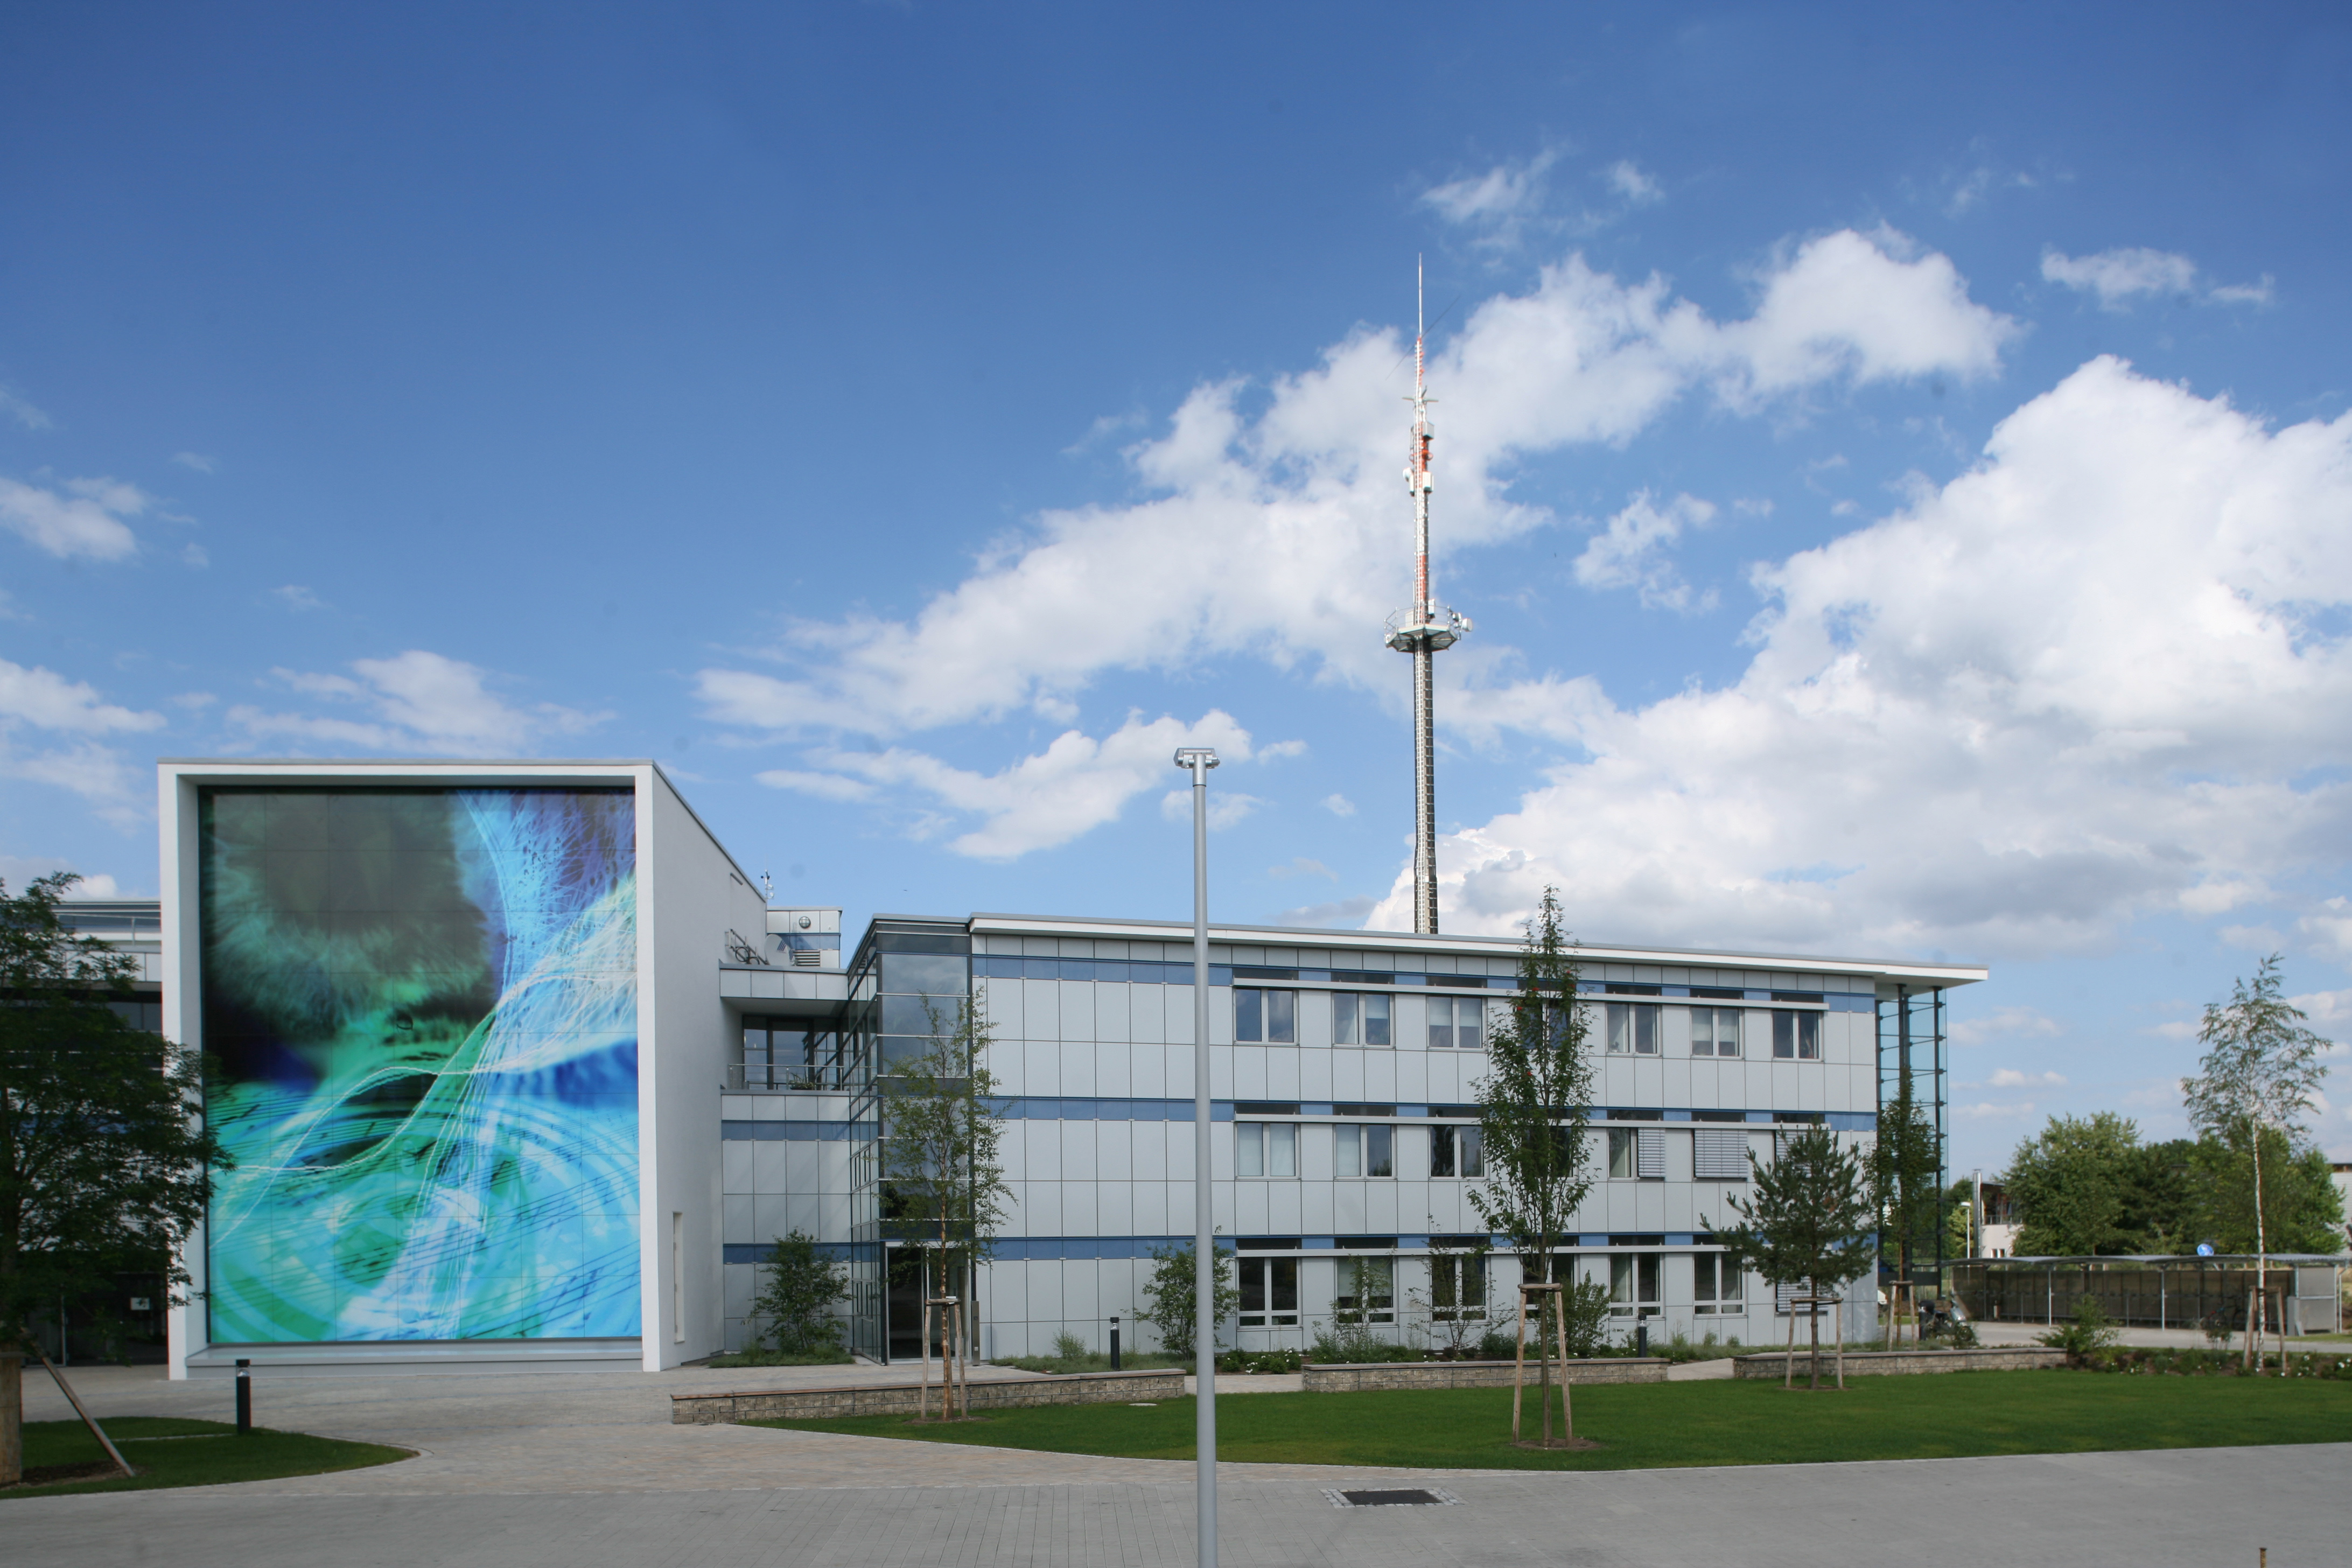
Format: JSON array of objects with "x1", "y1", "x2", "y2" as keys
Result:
[{"x1": 11, "y1": 1362, "x2": 2348, "y2": 1566}]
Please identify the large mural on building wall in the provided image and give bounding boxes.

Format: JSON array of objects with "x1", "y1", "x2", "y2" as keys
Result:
[{"x1": 199, "y1": 788, "x2": 639, "y2": 1342}]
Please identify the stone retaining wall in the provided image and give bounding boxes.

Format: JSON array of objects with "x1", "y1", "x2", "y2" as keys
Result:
[
  {"x1": 1303, "y1": 1357, "x2": 1669, "y2": 1392},
  {"x1": 672, "y1": 1368, "x2": 1186, "y2": 1424},
  {"x1": 1730, "y1": 1346, "x2": 2068, "y2": 1379}
]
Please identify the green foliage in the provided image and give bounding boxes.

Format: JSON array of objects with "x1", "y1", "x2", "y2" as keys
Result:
[
  {"x1": 1051, "y1": 1330, "x2": 1089, "y2": 1362},
  {"x1": 1468, "y1": 888, "x2": 1594, "y2": 1291},
  {"x1": 1139, "y1": 1237, "x2": 1238, "y2": 1361},
  {"x1": 1873, "y1": 1073, "x2": 1943, "y2": 1273},
  {"x1": 1, "y1": 874, "x2": 226, "y2": 1354},
  {"x1": 879, "y1": 996, "x2": 1012, "y2": 1301},
  {"x1": 2189, "y1": 1126, "x2": 2344, "y2": 1255},
  {"x1": 2180, "y1": 954, "x2": 2334, "y2": 1266},
  {"x1": 749, "y1": 1230, "x2": 849, "y2": 1356},
  {"x1": 2115, "y1": 1139, "x2": 2200, "y2": 1254},
  {"x1": 1706, "y1": 1127, "x2": 1877, "y2": 1299},
  {"x1": 2039, "y1": 1294, "x2": 2123, "y2": 1363},
  {"x1": 2006, "y1": 1111, "x2": 2145, "y2": 1256}
]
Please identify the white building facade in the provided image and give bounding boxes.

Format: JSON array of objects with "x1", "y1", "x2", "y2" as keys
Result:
[{"x1": 128, "y1": 759, "x2": 1981, "y2": 1377}]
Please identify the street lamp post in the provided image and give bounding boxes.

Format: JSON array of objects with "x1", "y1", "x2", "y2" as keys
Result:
[{"x1": 1173, "y1": 745, "x2": 1219, "y2": 1568}]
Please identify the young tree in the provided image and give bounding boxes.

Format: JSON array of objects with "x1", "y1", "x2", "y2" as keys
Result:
[
  {"x1": 880, "y1": 997, "x2": 1011, "y2": 1416},
  {"x1": 1872, "y1": 1079, "x2": 1942, "y2": 1294},
  {"x1": 1139, "y1": 1237, "x2": 1238, "y2": 1361},
  {"x1": 1469, "y1": 888, "x2": 1595, "y2": 1443},
  {"x1": 750, "y1": 1230, "x2": 850, "y2": 1357},
  {"x1": 1706, "y1": 1126, "x2": 1876, "y2": 1389},
  {"x1": 2179, "y1": 955, "x2": 2333, "y2": 1368},
  {"x1": 2, "y1": 874, "x2": 225, "y2": 1485},
  {"x1": 2005, "y1": 1112, "x2": 2143, "y2": 1256},
  {"x1": 2190, "y1": 1127, "x2": 2344, "y2": 1256}
]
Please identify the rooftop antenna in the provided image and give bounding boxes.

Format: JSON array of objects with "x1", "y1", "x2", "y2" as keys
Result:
[
  {"x1": 1384, "y1": 256, "x2": 1470, "y2": 935},
  {"x1": 759, "y1": 869, "x2": 775, "y2": 905}
]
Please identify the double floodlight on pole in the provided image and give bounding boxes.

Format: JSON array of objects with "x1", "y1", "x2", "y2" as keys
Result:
[{"x1": 1172, "y1": 745, "x2": 1219, "y2": 1568}]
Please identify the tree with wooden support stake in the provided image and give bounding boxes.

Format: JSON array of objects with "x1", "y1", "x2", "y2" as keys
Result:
[
  {"x1": 1704, "y1": 1125, "x2": 1875, "y2": 1391},
  {"x1": 2, "y1": 873, "x2": 222, "y2": 1486},
  {"x1": 881, "y1": 997, "x2": 1010, "y2": 1422},
  {"x1": 1469, "y1": 889, "x2": 1599, "y2": 1448}
]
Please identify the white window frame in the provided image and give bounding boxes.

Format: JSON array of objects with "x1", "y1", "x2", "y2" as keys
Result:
[
  {"x1": 1236, "y1": 1121, "x2": 1298, "y2": 1179},
  {"x1": 1606, "y1": 1002, "x2": 1659, "y2": 1054},
  {"x1": 1333, "y1": 1122, "x2": 1394, "y2": 1179},
  {"x1": 1690, "y1": 1005, "x2": 1744, "y2": 1058},
  {"x1": 1332, "y1": 991, "x2": 1392, "y2": 1047},
  {"x1": 1771, "y1": 1009, "x2": 1821, "y2": 1060}
]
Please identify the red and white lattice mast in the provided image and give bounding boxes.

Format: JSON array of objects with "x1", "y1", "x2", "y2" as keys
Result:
[{"x1": 1384, "y1": 260, "x2": 1469, "y2": 935}]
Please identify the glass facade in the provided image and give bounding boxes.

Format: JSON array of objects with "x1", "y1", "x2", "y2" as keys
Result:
[{"x1": 197, "y1": 787, "x2": 639, "y2": 1342}]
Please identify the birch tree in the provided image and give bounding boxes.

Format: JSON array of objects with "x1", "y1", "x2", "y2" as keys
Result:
[{"x1": 2179, "y1": 955, "x2": 2332, "y2": 1370}]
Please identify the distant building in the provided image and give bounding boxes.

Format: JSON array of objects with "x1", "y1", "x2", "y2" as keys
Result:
[{"x1": 102, "y1": 758, "x2": 1987, "y2": 1376}]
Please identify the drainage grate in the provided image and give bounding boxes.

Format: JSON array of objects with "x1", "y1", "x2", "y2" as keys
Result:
[{"x1": 1325, "y1": 1488, "x2": 1458, "y2": 1508}]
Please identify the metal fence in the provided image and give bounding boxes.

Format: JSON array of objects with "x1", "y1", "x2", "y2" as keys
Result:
[{"x1": 1952, "y1": 1257, "x2": 2345, "y2": 1334}]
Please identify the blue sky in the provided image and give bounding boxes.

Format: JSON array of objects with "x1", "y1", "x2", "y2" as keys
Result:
[{"x1": 5, "y1": 4, "x2": 2350, "y2": 1171}]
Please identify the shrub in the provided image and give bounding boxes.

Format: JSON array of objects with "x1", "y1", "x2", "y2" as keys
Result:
[
  {"x1": 2038, "y1": 1295, "x2": 2122, "y2": 1364},
  {"x1": 751, "y1": 1231, "x2": 849, "y2": 1356}
]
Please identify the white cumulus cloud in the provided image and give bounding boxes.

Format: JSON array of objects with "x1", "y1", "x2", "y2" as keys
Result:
[
  {"x1": 2042, "y1": 247, "x2": 2273, "y2": 311},
  {"x1": 1573, "y1": 491, "x2": 1718, "y2": 612},
  {"x1": 770, "y1": 711, "x2": 1255, "y2": 861},
  {"x1": 1376, "y1": 355, "x2": 2352, "y2": 958},
  {"x1": 697, "y1": 228, "x2": 2014, "y2": 753},
  {"x1": 0, "y1": 661, "x2": 164, "y2": 825},
  {"x1": 0, "y1": 475, "x2": 146, "y2": 560},
  {"x1": 230, "y1": 650, "x2": 608, "y2": 755}
]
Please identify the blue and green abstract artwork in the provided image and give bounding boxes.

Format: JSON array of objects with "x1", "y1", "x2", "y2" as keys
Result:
[{"x1": 199, "y1": 787, "x2": 640, "y2": 1342}]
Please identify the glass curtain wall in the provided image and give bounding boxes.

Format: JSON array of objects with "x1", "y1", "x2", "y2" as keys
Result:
[
  {"x1": 1877, "y1": 986, "x2": 1949, "y2": 1291},
  {"x1": 846, "y1": 919, "x2": 973, "y2": 1361}
]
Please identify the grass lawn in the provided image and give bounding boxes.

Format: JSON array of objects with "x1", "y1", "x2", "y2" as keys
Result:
[
  {"x1": 5, "y1": 1417, "x2": 412, "y2": 1500},
  {"x1": 749, "y1": 1372, "x2": 2352, "y2": 1472}
]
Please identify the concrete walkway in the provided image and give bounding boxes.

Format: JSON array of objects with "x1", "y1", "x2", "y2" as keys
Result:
[{"x1": 11, "y1": 1361, "x2": 2348, "y2": 1565}]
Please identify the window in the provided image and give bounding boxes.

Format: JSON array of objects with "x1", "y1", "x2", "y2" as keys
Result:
[
  {"x1": 1238, "y1": 1257, "x2": 1299, "y2": 1326},
  {"x1": 1332, "y1": 992, "x2": 1391, "y2": 1046},
  {"x1": 1334, "y1": 1256, "x2": 1394, "y2": 1324},
  {"x1": 1771, "y1": 1010, "x2": 1821, "y2": 1060},
  {"x1": 1430, "y1": 1124, "x2": 1483, "y2": 1178},
  {"x1": 1236, "y1": 988, "x2": 1297, "y2": 1044},
  {"x1": 1606, "y1": 1002, "x2": 1658, "y2": 1054},
  {"x1": 1334, "y1": 1123, "x2": 1394, "y2": 1178},
  {"x1": 1426, "y1": 996, "x2": 1485, "y2": 1050},
  {"x1": 1430, "y1": 1254, "x2": 1486, "y2": 1320},
  {"x1": 1693, "y1": 1128, "x2": 1750, "y2": 1181},
  {"x1": 1609, "y1": 1254, "x2": 1660, "y2": 1318},
  {"x1": 1690, "y1": 1007, "x2": 1742, "y2": 1057},
  {"x1": 1607, "y1": 1128, "x2": 1663, "y2": 1179},
  {"x1": 1235, "y1": 1122, "x2": 1298, "y2": 1178},
  {"x1": 1694, "y1": 1253, "x2": 1744, "y2": 1313}
]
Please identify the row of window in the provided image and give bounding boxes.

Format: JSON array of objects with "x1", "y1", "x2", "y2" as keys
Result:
[
  {"x1": 1234, "y1": 1253, "x2": 1751, "y2": 1328},
  {"x1": 1608, "y1": 1003, "x2": 1819, "y2": 1059},
  {"x1": 1237, "y1": 988, "x2": 1823, "y2": 1059},
  {"x1": 1237, "y1": 1122, "x2": 1750, "y2": 1181}
]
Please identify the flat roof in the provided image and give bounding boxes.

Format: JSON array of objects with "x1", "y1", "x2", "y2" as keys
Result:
[{"x1": 964, "y1": 911, "x2": 1989, "y2": 989}]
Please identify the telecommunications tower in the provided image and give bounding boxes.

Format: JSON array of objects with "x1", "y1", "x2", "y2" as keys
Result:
[{"x1": 1384, "y1": 261, "x2": 1470, "y2": 935}]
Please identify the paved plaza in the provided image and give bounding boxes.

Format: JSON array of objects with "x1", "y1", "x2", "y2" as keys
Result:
[{"x1": 9, "y1": 1361, "x2": 2347, "y2": 1566}]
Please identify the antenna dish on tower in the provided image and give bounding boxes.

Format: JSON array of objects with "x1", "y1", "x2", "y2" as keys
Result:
[{"x1": 1385, "y1": 257, "x2": 1465, "y2": 935}]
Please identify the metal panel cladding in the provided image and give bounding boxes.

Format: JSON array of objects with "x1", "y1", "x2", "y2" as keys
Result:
[{"x1": 197, "y1": 787, "x2": 639, "y2": 1342}]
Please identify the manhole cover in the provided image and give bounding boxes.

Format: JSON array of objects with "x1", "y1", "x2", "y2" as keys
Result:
[{"x1": 1326, "y1": 1488, "x2": 1457, "y2": 1508}]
